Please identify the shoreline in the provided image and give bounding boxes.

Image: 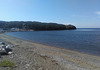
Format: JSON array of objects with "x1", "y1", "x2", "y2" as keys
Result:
[
  {"x1": 0, "y1": 34, "x2": 100, "y2": 70},
  {"x1": 5, "y1": 32, "x2": 100, "y2": 57}
]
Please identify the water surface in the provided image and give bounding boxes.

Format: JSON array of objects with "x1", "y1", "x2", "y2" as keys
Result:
[{"x1": 6, "y1": 28, "x2": 100, "y2": 56}]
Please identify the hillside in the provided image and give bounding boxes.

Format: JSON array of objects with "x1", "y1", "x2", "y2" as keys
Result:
[{"x1": 0, "y1": 21, "x2": 76, "y2": 31}]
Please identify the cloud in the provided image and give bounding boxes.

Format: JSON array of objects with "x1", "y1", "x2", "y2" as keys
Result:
[{"x1": 96, "y1": 11, "x2": 100, "y2": 15}]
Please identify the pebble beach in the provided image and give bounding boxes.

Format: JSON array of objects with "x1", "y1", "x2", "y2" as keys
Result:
[{"x1": 0, "y1": 34, "x2": 100, "y2": 70}]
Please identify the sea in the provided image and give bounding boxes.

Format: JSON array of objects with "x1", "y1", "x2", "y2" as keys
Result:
[{"x1": 6, "y1": 28, "x2": 100, "y2": 56}]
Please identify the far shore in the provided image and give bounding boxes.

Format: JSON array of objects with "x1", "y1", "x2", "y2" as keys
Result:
[{"x1": 0, "y1": 33, "x2": 100, "y2": 70}]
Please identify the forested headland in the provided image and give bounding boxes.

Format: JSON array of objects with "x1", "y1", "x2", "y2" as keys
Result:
[{"x1": 0, "y1": 21, "x2": 76, "y2": 31}]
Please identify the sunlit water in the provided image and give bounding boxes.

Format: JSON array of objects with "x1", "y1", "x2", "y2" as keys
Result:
[{"x1": 6, "y1": 28, "x2": 100, "y2": 56}]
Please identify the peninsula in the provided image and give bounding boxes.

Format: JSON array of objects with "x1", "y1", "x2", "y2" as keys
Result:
[{"x1": 0, "y1": 21, "x2": 76, "y2": 32}]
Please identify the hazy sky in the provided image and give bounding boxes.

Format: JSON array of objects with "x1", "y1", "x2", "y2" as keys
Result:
[{"x1": 0, "y1": 0, "x2": 100, "y2": 28}]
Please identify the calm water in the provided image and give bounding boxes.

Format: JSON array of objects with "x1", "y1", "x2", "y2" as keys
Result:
[{"x1": 6, "y1": 28, "x2": 100, "y2": 56}]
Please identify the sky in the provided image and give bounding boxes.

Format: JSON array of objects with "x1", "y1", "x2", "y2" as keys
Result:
[{"x1": 0, "y1": 0, "x2": 100, "y2": 28}]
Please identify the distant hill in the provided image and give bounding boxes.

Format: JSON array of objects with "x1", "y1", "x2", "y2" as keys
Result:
[{"x1": 0, "y1": 21, "x2": 76, "y2": 31}]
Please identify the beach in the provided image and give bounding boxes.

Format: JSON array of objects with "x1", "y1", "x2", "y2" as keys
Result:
[{"x1": 0, "y1": 34, "x2": 100, "y2": 70}]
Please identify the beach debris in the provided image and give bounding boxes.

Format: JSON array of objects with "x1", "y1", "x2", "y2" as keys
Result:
[
  {"x1": 8, "y1": 51, "x2": 13, "y2": 55},
  {"x1": 0, "y1": 42, "x2": 5, "y2": 45},
  {"x1": 6, "y1": 44, "x2": 14, "y2": 48},
  {"x1": 0, "y1": 42, "x2": 14, "y2": 55}
]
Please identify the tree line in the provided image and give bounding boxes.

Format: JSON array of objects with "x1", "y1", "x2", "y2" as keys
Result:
[{"x1": 0, "y1": 21, "x2": 76, "y2": 31}]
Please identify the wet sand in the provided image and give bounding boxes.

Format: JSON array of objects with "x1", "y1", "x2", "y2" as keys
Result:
[{"x1": 0, "y1": 34, "x2": 100, "y2": 70}]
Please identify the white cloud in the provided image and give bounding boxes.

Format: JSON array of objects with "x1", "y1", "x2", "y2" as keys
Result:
[{"x1": 96, "y1": 11, "x2": 100, "y2": 15}]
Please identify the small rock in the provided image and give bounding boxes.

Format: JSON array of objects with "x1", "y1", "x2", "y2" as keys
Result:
[{"x1": 38, "y1": 67, "x2": 43, "y2": 70}]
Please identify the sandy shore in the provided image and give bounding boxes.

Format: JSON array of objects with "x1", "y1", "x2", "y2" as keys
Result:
[{"x1": 0, "y1": 34, "x2": 100, "y2": 70}]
